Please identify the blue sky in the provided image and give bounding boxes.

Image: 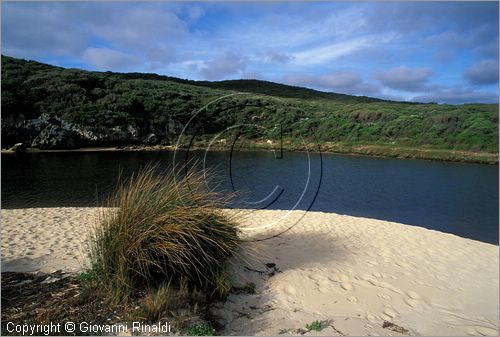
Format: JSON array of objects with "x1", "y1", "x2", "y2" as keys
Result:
[{"x1": 2, "y1": 2, "x2": 498, "y2": 104}]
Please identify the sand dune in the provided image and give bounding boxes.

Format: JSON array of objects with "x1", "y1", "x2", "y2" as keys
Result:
[{"x1": 1, "y1": 208, "x2": 498, "y2": 336}]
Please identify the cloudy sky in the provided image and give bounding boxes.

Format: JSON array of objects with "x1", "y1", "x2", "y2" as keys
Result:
[{"x1": 2, "y1": 2, "x2": 498, "y2": 104}]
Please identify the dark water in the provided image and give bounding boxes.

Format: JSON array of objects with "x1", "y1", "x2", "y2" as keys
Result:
[{"x1": 2, "y1": 150, "x2": 498, "y2": 244}]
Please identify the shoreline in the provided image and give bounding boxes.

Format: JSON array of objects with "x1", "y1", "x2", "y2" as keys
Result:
[
  {"x1": 1, "y1": 207, "x2": 498, "y2": 335},
  {"x1": 2, "y1": 143, "x2": 498, "y2": 165}
]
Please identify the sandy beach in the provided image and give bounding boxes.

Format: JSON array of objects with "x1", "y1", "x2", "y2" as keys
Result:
[{"x1": 1, "y1": 207, "x2": 498, "y2": 336}]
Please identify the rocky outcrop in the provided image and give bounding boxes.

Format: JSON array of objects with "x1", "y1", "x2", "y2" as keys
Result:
[
  {"x1": 10, "y1": 143, "x2": 27, "y2": 154},
  {"x1": 143, "y1": 133, "x2": 158, "y2": 145},
  {"x1": 2, "y1": 113, "x2": 184, "y2": 150},
  {"x1": 14, "y1": 114, "x2": 53, "y2": 145},
  {"x1": 11, "y1": 114, "x2": 80, "y2": 150},
  {"x1": 32, "y1": 125, "x2": 79, "y2": 150},
  {"x1": 70, "y1": 125, "x2": 141, "y2": 146}
]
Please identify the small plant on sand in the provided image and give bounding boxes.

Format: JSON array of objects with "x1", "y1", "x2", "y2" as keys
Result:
[
  {"x1": 186, "y1": 323, "x2": 215, "y2": 336},
  {"x1": 86, "y1": 164, "x2": 240, "y2": 303},
  {"x1": 305, "y1": 320, "x2": 322, "y2": 331}
]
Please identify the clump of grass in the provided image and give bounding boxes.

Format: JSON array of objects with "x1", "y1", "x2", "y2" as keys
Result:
[
  {"x1": 305, "y1": 320, "x2": 322, "y2": 331},
  {"x1": 87, "y1": 164, "x2": 240, "y2": 303},
  {"x1": 139, "y1": 283, "x2": 172, "y2": 322},
  {"x1": 186, "y1": 323, "x2": 215, "y2": 336}
]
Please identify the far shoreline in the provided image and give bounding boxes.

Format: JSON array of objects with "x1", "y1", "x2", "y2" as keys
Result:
[{"x1": 2, "y1": 143, "x2": 498, "y2": 165}]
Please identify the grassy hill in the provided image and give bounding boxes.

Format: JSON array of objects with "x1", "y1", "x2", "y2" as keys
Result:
[{"x1": 1, "y1": 55, "x2": 498, "y2": 163}]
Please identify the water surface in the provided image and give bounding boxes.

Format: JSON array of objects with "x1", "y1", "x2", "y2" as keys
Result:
[{"x1": 2, "y1": 150, "x2": 498, "y2": 244}]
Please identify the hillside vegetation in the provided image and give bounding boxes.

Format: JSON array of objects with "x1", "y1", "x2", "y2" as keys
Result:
[{"x1": 1, "y1": 55, "x2": 498, "y2": 162}]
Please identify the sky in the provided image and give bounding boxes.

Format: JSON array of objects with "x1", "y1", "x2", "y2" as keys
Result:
[{"x1": 2, "y1": 1, "x2": 499, "y2": 104}]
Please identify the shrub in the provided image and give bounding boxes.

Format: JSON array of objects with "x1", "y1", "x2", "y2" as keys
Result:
[
  {"x1": 186, "y1": 323, "x2": 215, "y2": 336},
  {"x1": 87, "y1": 164, "x2": 240, "y2": 302},
  {"x1": 305, "y1": 320, "x2": 322, "y2": 331}
]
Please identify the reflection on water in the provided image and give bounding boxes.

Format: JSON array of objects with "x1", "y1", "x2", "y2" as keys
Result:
[{"x1": 2, "y1": 150, "x2": 498, "y2": 244}]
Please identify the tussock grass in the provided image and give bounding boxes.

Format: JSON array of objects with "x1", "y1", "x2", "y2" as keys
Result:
[
  {"x1": 87, "y1": 164, "x2": 240, "y2": 303},
  {"x1": 140, "y1": 283, "x2": 172, "y2": 322}
]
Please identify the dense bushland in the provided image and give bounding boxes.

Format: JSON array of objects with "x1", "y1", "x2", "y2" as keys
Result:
[{"x1": 2, "y1": 55, "x2": 498, "y2": 153}]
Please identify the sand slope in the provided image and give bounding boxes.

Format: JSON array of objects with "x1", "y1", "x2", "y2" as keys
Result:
[
  {"x1": 1, "y1": 208, "x2": 498, "y2": 336},
  {"x1": 1, "y1": 208, "x2": 98, "y2": 273}
]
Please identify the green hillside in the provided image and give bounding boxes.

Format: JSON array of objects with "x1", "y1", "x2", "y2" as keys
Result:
[
  {"x1": 1, "y1": 55, "x2": 498, "y2": 163},
  {"x1": 191, "y1": 79, "x2": 386, "y2": 102},
  {"x1": 87, "y1": 71, "x2": 387, "y2": 102}
]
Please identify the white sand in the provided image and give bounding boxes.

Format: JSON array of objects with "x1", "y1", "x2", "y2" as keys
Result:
[{"x1": 1, "y1": 207, "x2": 498, "y2": 336}]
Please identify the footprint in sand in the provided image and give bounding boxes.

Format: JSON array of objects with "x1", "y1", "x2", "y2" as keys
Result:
[
  {"x1": 308, "y1": 274, "x2": 321, "y2": 282},
  {"x1": 383, "y1": 307, "x2": 399, "y2": 320},
  {"x1": 396, "y1": 261, "x2": 411, "y2": 268},
  {"x1": 365, "y1": 313, "x2": 379, "y2": 323},
  {"x1": 333, "y1": 275, "x2": 353, "y2": 291},
  {"x1": 434, "y1": 273, "x2": 446, "y2": 281},
  {"x1": 404, "y1": 298, "x2": 419, "y2": 308},
  {"x1": 339, "y1": 274, "x2": 350, "y2": 282},
  {"x1": 341, "y1": 282, "x2": 353, "y2": 291},
  {"x1": 404, "y1": 290, "x2": 421, "y2": 308},
  {"x1": 467, "y1": 326, "x2": 498, "y2": 336},
  {"x1": 317, "y1": 280, "x2": 331, "y2": 292},
  {"x1": 377, "y1": 293, "x2": 391, "y2": 300},
  {"x1": 406, "y1": 290, "x2": 420, "y2": 299},
  {"x1": 283, "y1": 285, "x2": 296, "y2": 295},
  {"x1": 347, "y1": 296, "x2": 358, "y2": 302}
]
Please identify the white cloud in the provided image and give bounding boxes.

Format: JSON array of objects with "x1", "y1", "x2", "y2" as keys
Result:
[
  {"x1": 198, "y1": 51, "x2": 248, "y2": 80},
  {"x1": 463, "y1": 59, "x2": 499, "y2": 85},
  {"x1": 426, "y1": 30, "x2": 467, "y2": 49},
  {"x1": 412, "y1": 87, "x2": 498, "y2": 104},
  {"x1": 285, "y1": 70, "x2": 380, "y2": 97},
  {"x1": 287, "y1": 71, "x2": 362, "y2": 89},
  {"x1": 426, "y1": 25, "x2": 499, "y2": 61},
  {"x1": 374, "y1": 66, "x2": 433, "y2": 91},
  {"x1": 2, "y1": 2, "x2": 189, "y2": 70},
  {"x1": 146, "y1": 47, "x2": 178, "y2": 70},
  {"x1": 82, "y1": 47, "x2": 141, "y2": 71},
  {"x1": 2, "y1": 3, "x2": 89, "y2": 57},
  {"x1": 2, "y1": 2, "x2": 498, "y2": 104},
  {"x1": 266, "y1": 52, "x2": 294, "y2": 64},
  {"x1": 292, "y1": 38, "x2": 370, "y2": 66},
  {"x1": 319, "y1": 71, "x2": 363, "y2": 88},
  {"x1": 91, "y1": 7, "x2": 187, "y2": 50},
  {"x1": 187, "y1": 6, "x2": 204, "y2": 21}
]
